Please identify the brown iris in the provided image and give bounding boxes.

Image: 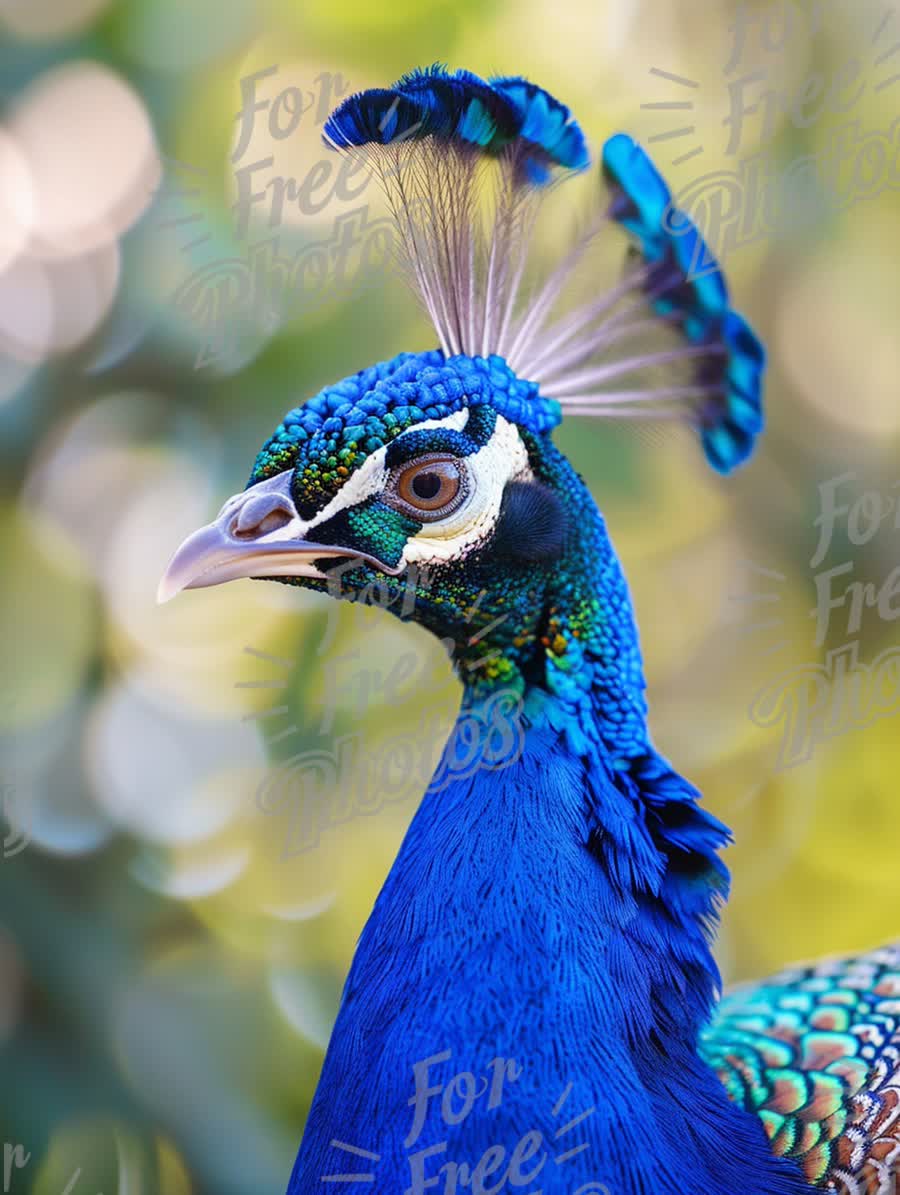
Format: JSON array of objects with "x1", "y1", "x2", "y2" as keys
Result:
[{"x1": 388, "y1": 454, "x2": 467, "y2": 521}]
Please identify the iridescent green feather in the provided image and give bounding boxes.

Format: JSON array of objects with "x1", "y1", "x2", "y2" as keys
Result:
[{"x1": 702, "y1": 944, "x2": 900, "y2": 1190}]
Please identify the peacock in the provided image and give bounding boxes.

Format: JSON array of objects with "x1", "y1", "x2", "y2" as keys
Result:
[{"x1": 159, "y1": 67, "x2": 900, "y2": 1195}]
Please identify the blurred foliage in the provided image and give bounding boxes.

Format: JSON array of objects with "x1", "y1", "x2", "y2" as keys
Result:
[{"x1": 1, "y1": 0, "x2": 900, "y2": 1190}]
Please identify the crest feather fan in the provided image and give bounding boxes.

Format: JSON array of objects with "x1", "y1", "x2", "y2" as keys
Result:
[{"x1": 324, "y1": 64, "x2": 765, "y2": 473}]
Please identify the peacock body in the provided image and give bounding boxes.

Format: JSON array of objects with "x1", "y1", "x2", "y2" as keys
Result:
[{"x1": 160, "y1": 66, "x2": 900, "y2": 1195}]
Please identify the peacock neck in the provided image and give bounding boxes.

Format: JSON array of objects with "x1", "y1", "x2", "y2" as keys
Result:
[
  {"x1": 447, "y1": 431, "x2": 653, "y2": 769},
  {"x1": 441, "y1": 436, "x2": 734, "y2": 1046},
  {"x1": 451, "y1": 678, "x2": 730, "y2": 1050},
  {"x1": 296, "y1": 479, "x2": 801, "y2": 1194},
  {"x1": 292, "y1": 705, "x2": 810, "y2": 1195}
]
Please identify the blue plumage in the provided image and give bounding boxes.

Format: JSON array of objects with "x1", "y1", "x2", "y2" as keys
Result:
[
  {"x1": 323, "y1": 87, "x2": 425, "y2": 146},
  {"x1": 395, "y1": 66, "x2": 520, "y2": 146},
  {"x1": 602, "y1": 132, "x2": 764, "y2": 473},
  {"x1": 602, "y1": 132, "x2": 672, "y2": 256},
  {"x1": 704, "y1": 310, "x2": 767, "y2": 472},
  {"x1": 490, "y1": 74, "x2": 590, "y2": 179},
  {"x1": 324, "y1": 63, "x2": 585, "y2": 179},
  {"x1": 159, "y1": 63, "x2": 898, "y2": 1195},
  {"x1": 285, "y1": 505, "x2": 810, "y2": 1192}
]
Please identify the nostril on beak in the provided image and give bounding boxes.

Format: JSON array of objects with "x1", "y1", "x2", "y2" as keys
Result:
[{"x1": 231, "y1": 494, "x2": 294, "y2": 540}]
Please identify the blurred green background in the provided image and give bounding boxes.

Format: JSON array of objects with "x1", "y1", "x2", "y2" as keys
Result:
[{"x1": 2, "y1": 0, "x2": 899, "y2": 1190}]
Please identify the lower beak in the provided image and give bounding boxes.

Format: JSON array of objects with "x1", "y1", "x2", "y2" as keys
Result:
[
  {"x1": 157, "y1": 470, "x2": 378, "y2": 604},
  {"x1": 156, "y1": 522, "x2": 352, "y2": 604}
]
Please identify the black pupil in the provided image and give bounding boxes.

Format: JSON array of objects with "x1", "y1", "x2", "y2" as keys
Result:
[{"x1": 411, "y1": 471, "x2": 443, "y2": 500}]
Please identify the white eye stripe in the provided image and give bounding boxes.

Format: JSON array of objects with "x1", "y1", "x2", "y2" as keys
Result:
[
  {"x1": 402, "y1": 415, "x2": 531, "y2": 565},
  {"x1": 251, "y1": 409, "x2": 529, "y2": 568},
  {"x1": 304, "y1": 408, "x2": 472, "y2": 531}
]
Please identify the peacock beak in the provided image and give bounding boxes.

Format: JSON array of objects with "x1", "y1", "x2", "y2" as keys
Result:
[{"x1": 157, "y1": 470, "x2": 365, "y2": 604}]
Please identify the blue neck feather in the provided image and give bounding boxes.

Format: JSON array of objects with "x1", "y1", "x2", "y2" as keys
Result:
[{"x1": 287, "y1": 467, "x2": 811, "y2": 1195}]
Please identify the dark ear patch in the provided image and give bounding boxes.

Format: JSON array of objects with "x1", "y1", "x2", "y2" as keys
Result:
[{"x1": 492, "y1": 481, "x2": 568, "y2": 563}]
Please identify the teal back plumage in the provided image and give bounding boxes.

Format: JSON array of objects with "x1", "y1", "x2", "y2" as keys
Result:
[{"x1": 703, "y1": 945, "x2": 900, "y2": 1191}]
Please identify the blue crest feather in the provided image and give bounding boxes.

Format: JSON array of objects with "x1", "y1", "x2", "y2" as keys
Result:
[
  {"x1": 490, "y1": 75, "x2": 590, "y2": 181},
  {"x1": 600, "y1": 133, "x2": 764, "y2": 473},
  {"x1": 322, "y1": 87, "x2": 426, "y2": 146},
  {"x1": 702, "y1": 311, "x2": 766, "y2": 471},
  {"x1": 396, "y1": 65, "x2": 521, "y2": 146},
  {"x1": 322, "y1": 72, "x2": 766, "y2": 476},
  {"x1": 602, "y1": 132, "x2": 671, "y2": 255}
]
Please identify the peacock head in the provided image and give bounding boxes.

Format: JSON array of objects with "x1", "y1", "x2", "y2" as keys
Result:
[
  {"x1": 159, "y1": 67, "x2": 765, "y2": 698},
  {"x1": 157, "y1": 350, "x2": 579, "y2": 691}
]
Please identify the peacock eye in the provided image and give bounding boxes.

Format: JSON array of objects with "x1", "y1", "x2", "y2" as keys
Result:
[{"x1": 387, "y1": 454, "x2": 468, "y2": 522}]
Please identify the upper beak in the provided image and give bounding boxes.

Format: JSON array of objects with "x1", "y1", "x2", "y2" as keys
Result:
[{"x1": 157, "y1": 470, "x2": 387, "y2": 604}]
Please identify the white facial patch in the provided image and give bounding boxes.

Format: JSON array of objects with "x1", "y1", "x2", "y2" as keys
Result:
[
  {"x1": 223, "y1": 410, "x2": 473, "y2": 549},
  {"x1": 305, "y1": 407, "x2": 471, "y2": 533},
  {"x1": 224, "y1": 408, "x2": 530, "y2": 570},
  {"x1": 401, "y1": 414, "x2": 532, "y2": 566}
]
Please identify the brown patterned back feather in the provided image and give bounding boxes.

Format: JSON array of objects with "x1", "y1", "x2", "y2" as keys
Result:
[{"x1": 700, "y1": 944, "x2": 900, "y2": 1193}]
